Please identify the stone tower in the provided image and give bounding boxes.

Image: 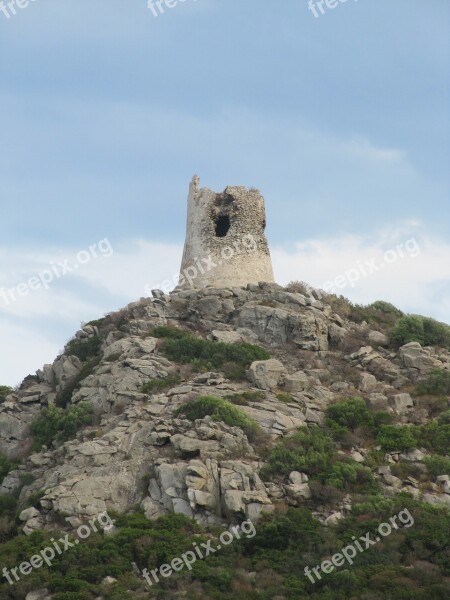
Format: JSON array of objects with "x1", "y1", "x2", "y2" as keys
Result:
[{"x1": 178, "y1": 176, "x2": 275, "y2": 289}]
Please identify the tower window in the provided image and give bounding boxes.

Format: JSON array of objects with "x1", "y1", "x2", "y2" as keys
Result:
[{"x1": 215, "y1": 215, "x2": 231, "y2": 237}]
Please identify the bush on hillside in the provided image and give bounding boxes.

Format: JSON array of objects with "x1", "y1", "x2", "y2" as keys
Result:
[
  {"x1": 414, "y1": 370, "x2": 450, "y2": 397},
  {"x1": 376, "y1": 425, "x2": 419, "y2": 452},
  {"x1": 65, "y1": 336, "x2": 102, "y2": 361},
  {"x1": 391, "y1": 315, "x2": 450, "y2": 349},
  {"x1": 0, "y1": 453, "x2": 16, "y2": 482},
  {"x1": 0, "y1": 386, "x2": 13, "y2": 403},
  {"x1": 30, "y1": 402, "x2": 93, "y2": 451},
  {"x1": 158, "y1": 330, "x2": 270, "y2": 380},
  {"x1": 260, "y1": 427, "x2": 334, "y2": 480},
  {"x1": 325, "y1": 397, "x2": 374, "y2": 432},
  {"x1": 424, "y1": 455, "x2": 450, "y2": 477},
  {"x1": 174, "y1": 396, "x2": 261, "y2": 441}
]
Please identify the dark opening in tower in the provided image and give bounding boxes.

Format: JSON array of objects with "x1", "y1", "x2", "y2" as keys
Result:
[{"x1": 215, "y1": 215, "x2": 231, "y2": 237}]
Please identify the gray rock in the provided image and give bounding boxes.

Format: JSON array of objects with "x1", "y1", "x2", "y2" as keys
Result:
[
  {"x1": 284, "y1": 371, "x2": 309, "y2": 393},
  {"x1": 391, "y1": 393, "x2": 413, "y2": 414},
  {"x1": 247, "y1": 359, "x2": 286, "y2": 390},
  {"x1": 26, "y1": 591, "x2": 50, "y2": 600}
]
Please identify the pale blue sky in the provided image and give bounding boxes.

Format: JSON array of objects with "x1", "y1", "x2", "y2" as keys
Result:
[{"x1": 1, "y1": 0, "x2": 449, "y2": 384}]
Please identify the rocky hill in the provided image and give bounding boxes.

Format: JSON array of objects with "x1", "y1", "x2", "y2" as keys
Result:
[{"x1": 1, "y1": 282, "x2": 449, "y2": 600}]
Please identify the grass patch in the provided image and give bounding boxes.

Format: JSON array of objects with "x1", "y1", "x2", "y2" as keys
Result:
[
  {"x1": 225, "y1": 391, "x2": 266, "y2": 405},
  {"x1": 141, "y1": 374, "x2": 182, "y2": 394},
  {"x1": 104, "y1": 352, "x2": 122, "y2": 363},
  {"x1": 174, "y1": 395, "x2": 261, "y2": 441},
  {"x1": 276, "y1": 392, "x2": 294, "y2": 403}
]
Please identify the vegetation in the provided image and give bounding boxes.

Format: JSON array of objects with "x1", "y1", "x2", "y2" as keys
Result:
[
  {"x1": 154, "y1": 326, "x2": 270, "y2": 380},
  {"x1": 0, "y1": 497, "x2": 446, "y2": 599},
  {"x1": 286, "y1": 283, "x2": 403, "y2": 332},
  {"x1": 259, "y1": 426, "x2": 378, "y2": 494},
  {"x1": 0, "y1": 452, "x2": 17, "y2": 482},
  {"x1": 151, "y1": 325, "x2": 189, "y2": 339},
  {"x1": 65, "y1": 336, "x2": 102, "y2": 362},
  {"x1": 174, "y1": 395, "x2": 260, "y2": 440},
  {"x1": 0, "y1": 385, "x2": 13, "y2": 403},
  {"x1": 30, "y1": 402, "x2": 93, "y2": 451},
  {"x1": 391, "y1": 315, "x2": 450, "y2": 349},
  {"x1": 276, "y1": 392, "x2": 294, "y2": 403},
  {"x1": 424, "y1": 455, "x2": 450, "y2": 477},
  {"x1": 376, "y1": 424, "x2": 419, "y2": 452},
  {"x1": 141, "y1": 373, "x2": 182, "y2": 394},
  {"x1": 225, "y1": 391, "x2": 266, "y2": 405},
  {"x1": 325, "y1": 397, "x2": 375, "y2": 431},
  {"x1": 376, "y1": 420, "x2": 450, "y2": 456},
  {"x1": 414, "y1": 369, "x2": 450, "y2": 396}
]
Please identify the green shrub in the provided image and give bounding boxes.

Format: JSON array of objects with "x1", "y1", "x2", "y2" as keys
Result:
[
  {"x1": 174, "y1": 396, "x2": 260, "y2": 440},
  {"x1": 65, "y1": 336, "x2": 102, "y2": 361},
  {"x1": 369, "y1": 301, "x2": 404, "y2": 318},
  {"x1": 0, "y1": 385, "x2": 13, "y2": 403},
  {"x1": 438, "y1": 409, "x2": 450, "y2": 425},
  {"x1": 323, "y1": 459, "x2": 378, "y2": 493},
  {"x1": 141, "y1": 374, "x2": 181, "y2": 394},
  {"x1": 414, "y1": 370, "x2": 450, "y2": 396},
  {"x1": 376, "y1": 425, "x2": 419, "y2": 452},
  {"x1": 391, "y1": 315, "x2": 450, "y2": 349},
  {"x1": 418, "y1": 421, "x2": 450, "y2": 455},
  {"x1": 30, "y1": 402, "x2": 93, "y2": 451},
  {"x1": 260, "y1": 427, "x2": 334, "y2": 480},
  {"x1": 0, "y1": 453, "x2": 16, "y2": 482},
  {"x1": 424, "y1": 455, "x2": 450, "y2": 477},
  {"x1": 151, "y1": 325, "x2": 188, "y2": 339},
  {"x1": 326, "y1": 397, "x2": 374, "y2": 431},
  {"x1": 159, "y1": 333, "x2": 270, "y2": 380}
]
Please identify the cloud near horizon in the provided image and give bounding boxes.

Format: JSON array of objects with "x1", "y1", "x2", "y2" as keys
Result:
[{"x1": 1, "y1": 221, "x2": 449, "y2": 386}]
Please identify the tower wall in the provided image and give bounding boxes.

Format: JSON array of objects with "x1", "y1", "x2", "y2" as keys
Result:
[{"x1": 178, "y1": 176, "x2": 275, "y2": 289}]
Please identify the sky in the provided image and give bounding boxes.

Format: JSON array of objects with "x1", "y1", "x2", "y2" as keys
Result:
[{"x1": 0, "y1": 0, "x2": 449, "y2": 386}]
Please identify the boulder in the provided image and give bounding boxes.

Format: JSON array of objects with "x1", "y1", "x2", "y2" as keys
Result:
[
  {"x1": 247, "y1": 359, "x2": 286, "y2": 390},
  {"x1": 391, "y1": 393, "x2": 413, "y2": 414},
  {"x1": 284, "y1": 371, "x2": 309, "y2": 393}
]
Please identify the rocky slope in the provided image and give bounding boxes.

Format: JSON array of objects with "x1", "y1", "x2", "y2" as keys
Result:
[{"x1": 1, "y1": 282, "x2": 449, "y2": 547}]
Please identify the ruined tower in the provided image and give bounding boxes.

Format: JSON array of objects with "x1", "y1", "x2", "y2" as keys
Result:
[{"x1": 178, "y1": 176, "x2": 275, "y2": 289}]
